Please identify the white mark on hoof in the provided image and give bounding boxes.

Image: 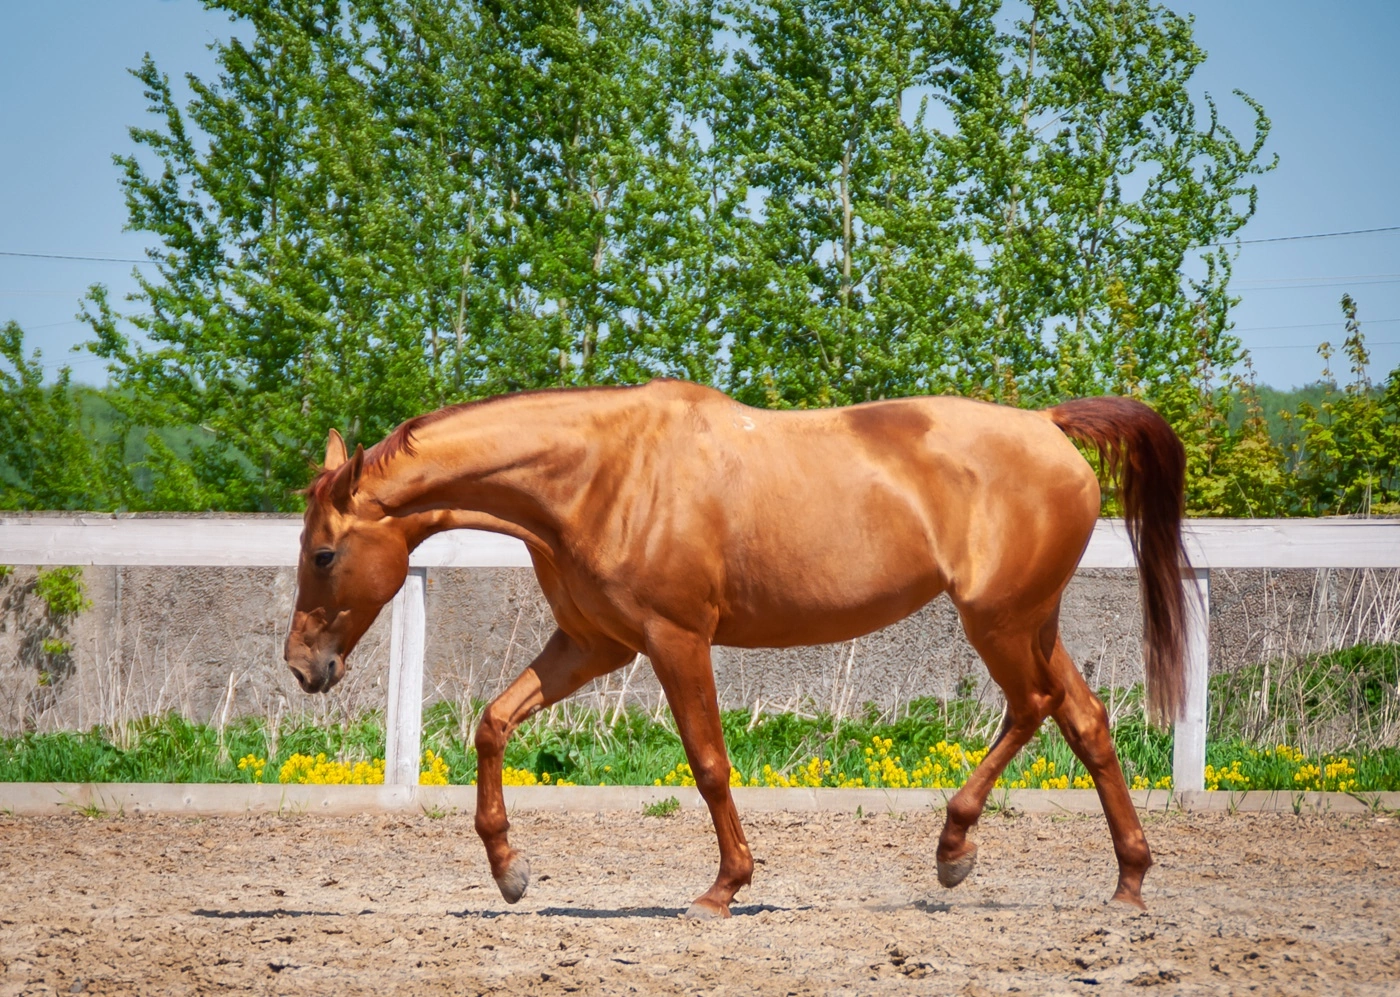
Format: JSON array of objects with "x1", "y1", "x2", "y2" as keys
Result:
[
  {"x1": 683, "y1": 901, "x2": 728, "y2": 920},
  {"x1": 496, "y1": 855, "x2": 530, "y2": 904},
  {"x1": 937, "y1": 844, "x2": 978, "y2": 889}
]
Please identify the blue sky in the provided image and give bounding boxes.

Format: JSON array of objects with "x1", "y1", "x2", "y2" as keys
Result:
[{"x1": 2, "y1": 0, "x2": 1397, "y2": 390}]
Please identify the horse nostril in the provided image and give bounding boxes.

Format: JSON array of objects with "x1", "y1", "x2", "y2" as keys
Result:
[{"x1": 323, "y1": 656, "x2": 346, "y2": 692}]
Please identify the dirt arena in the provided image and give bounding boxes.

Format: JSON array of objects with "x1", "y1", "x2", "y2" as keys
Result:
[{"x1": 1, "y1": 807, "x2": 1396, "y2": 996}]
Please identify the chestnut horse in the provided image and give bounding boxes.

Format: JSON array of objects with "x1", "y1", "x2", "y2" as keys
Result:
[{"x1": 285, "y1": 379, "x2": 1187, "y2": 916}]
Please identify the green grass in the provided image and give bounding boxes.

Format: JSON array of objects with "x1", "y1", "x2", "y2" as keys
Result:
[
  {"x1": 643, "y1": 795, "x2": 681, "y2": 817},
  {"x1": 1210, "y1": 642, "x2": 1400, "y2": 745},
  {"x1": 3, "y1": 644, "x2": 1398, "y2": 791}
]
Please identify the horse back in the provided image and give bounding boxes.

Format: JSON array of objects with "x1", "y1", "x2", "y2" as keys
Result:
[{"x1": 593, "y1": 387, "x2": 1099, "y2": 647}]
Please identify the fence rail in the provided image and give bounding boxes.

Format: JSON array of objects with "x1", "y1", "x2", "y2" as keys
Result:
[{"x1": 4, "y1": 515, "x2": 1399, "y2": 791}]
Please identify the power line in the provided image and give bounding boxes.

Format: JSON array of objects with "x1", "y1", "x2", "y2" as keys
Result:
[
  {"x1": 1249, "y1": 340, "x2": 1399, "y2": 351},
  {"x1": 1230, "y1": 224, "x2": 1400, "y2": 247},
  {"x1": 4, "y1": 223, "x2": 1398, "y2": 266},
  {"x1": 1236, "y1": 276, "x2": 1400, "y2": 291},
  {"x1": 1234, "y1": 317, "x2": 1400, "y2": 333},
  {"x1": 17, "y1": 319, "x2": 88, "y2": 331},
  {"x1": 0, "y1": 250, "x2": 154, "y2": 265},
  {"x1": 1235, "y1": 273, "x2": 1400, "y2": 284}
]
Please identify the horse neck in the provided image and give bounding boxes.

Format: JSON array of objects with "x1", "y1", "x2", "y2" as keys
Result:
[{"x1": 362, "y1": 395, "x2": 598, "y2": 552}]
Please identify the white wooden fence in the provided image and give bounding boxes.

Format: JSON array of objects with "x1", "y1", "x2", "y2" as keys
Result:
[{"x1": 3, "y1": 515, "x2": 1398, "y2": 791}]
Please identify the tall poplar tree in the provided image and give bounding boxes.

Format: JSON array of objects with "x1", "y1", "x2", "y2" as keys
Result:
[{"x1": 82, "y1": 0, "x2": 1274, "y2": 509}]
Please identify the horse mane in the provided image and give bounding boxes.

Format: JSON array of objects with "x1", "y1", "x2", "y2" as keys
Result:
[{"x1": 304, "y1": 384, "x2": 638, "y2": 504}]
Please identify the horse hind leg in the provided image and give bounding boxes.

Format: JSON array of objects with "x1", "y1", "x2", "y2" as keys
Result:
[
  {"x1": 935, "y1": 610, "x2": 1060, "y2": 890},
  {"x1": 943, "y1": 610, "x2": 1157, "y2": 907},
  {"x1": 1047, "y1": 636, "x2": 1154, "y2": 908},
  {"x1": 935, "y1": 675, "x2": 1053, "y2": 888}
]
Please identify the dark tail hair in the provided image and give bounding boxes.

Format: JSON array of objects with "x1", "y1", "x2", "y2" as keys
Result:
[{"x1": 1048, "y1": 397, "x2": 1191, "y2": 726}]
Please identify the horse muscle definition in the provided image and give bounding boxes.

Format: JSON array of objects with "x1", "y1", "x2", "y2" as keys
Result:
[{"x1": 285, "y1": 380, "x2": 1189, "y2": 915}]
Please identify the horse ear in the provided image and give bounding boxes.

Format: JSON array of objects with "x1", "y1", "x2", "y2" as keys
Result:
[
  {"x1": 324, "y1": 429, "x2": 348, "y2": 471},
  {"x1": 330, "y1": 444, "x2": 365, "y2": 506}
]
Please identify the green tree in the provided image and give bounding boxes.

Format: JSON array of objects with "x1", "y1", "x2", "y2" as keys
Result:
[
  {"x1": 80, "y1": 0, "x2": 1276, "y2": 506},
  {"x1": 0, "y1": 323, "x2": 124, "y2": 511},
  {"x1": 1154, "y1": 319, "x2": 1287, "y2": 518},
  {"x1": 719, "y1": 0, "x2": 971, "y2": 407},
  {"x1": 1287, "y1": 295, "x2": 1400, "y2": 515},
  {"x1": 719, "y1": 0, "x2": 1272, "y2": 408},
  {"x1": 453, "y1": 0, "x2": 732, "y2": 388},
  {"x1": 85, "y1": 0, "x2": 729, "y2": 509}
]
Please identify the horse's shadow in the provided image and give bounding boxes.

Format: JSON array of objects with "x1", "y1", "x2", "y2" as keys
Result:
[
  {"x1": 192, "y1": 908, "x2": 350, "y2": 919},
  {"x1": 451, "y1": 903, "x2": 803, "y2": 920}
]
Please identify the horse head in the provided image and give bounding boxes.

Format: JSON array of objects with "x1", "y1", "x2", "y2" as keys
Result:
[{"x1": 284, "y1": 429, "x2": 409, "y2": 693}]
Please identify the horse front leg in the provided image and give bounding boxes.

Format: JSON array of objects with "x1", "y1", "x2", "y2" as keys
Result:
[
  {"x1": 646, "y1": 621, "x2": 754, "y2": 919},
  {"x1": 474, "y1": 628, "x2": 631, "y2": 903}
]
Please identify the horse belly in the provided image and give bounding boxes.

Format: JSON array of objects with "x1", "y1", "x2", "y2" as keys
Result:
[{"x1": 713, "y1": 525, "x2": 946, "y2": 649}]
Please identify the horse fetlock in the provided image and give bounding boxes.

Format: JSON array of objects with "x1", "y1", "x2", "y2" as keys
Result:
[
  {"x1": 943, "y1": 792, "x2": 983, "y2": 831},
  {"x1": 722, "y1": 852, "x2": 755, "y2": 889},
  {"x1": 936, "y1": 841, "x2": 979, "y2": 889},
  {"x1": 1119, "y1": 836, "x2": 1153, "y2": 869},
  {"x1": 494, "y1": 853, "x2": 531, "y2": 904}
]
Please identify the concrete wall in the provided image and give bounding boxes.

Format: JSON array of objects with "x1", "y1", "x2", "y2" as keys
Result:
[{"x1": 3, "y1": 549, "x2": 1397, "y2": 736}]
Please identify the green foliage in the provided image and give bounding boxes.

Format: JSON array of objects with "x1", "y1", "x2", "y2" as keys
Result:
[
  {"x1": 1146, "y1": 294, "x2": 1399, "y2": 518},
  {"x1": 2, "y1": 3, "x2": 1393, "y2": 517},
  {"x1": 0, "y1": 322, "x2": 127, "y2": 510},
  {"x1": 1210, "y1": 642, "x2": 1400, "y2": 748},
  {"x1": 643, "y1": 795, "x2": 681, "y2": 817},
  {"x1": 1283, "y1": 295, "x2": 1400, "y2": 515},
  {"x1": 1154, "y1": 325, "x2": 1290, "y2": 517},
  {"x1": 82, "y1": 0, "x2": 736, "y2": 510},
  {"x1": 69, "y1": 0, "x2": 1273, "y2": 506},
  {"x1": 722, "y1": 0, "x2": 1272, "y2": 408},
  {"x1": 34, "y1": 567, "x2": 91, "y2": 620},
  {"x1": 4, "y1": 645, "x2": 1398, "y2": 789}
]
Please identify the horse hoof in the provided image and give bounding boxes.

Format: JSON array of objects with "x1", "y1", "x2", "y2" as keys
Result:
[
  {"x1": 495, "y1": 855, "x2": 530, "y2": 904},
  {"x1": 1109, "y1": 889, "x2": 1147, "y2": 911},
  {"x1": 937, "y1": 844, "x2": 978, "y2": 888},
  {"x1": 683, "y1": 900, "x2": 729, "y2": 920}
]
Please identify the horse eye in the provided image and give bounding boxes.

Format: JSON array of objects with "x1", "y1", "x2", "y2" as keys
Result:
[{"x1": 314, "y1": 550, "x2": 335, "y2": 569}]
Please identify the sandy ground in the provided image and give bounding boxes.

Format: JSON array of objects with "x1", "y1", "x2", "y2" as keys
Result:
[{"x1": 1, "y1": 807, "x2": 1396, "y2": 996}]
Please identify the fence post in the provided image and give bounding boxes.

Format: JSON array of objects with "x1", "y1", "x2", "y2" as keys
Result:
[
  {"x1": 385, "y1": 566, "x2": 428, "y2": 787},
  {"x1": 1172, "y1": 568, "x2": 1210, "y2": 793}
]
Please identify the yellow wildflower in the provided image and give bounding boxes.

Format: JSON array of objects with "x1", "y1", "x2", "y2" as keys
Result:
[
  {"x1": 419, "y1": 749, "x2": 451, "y2": 786},
  {"x1": 278, "y1": 752, "x2": 386, "y2": 785},
  {"x1": 237, "y1": 753, "x2": 267, "y2": 782}
]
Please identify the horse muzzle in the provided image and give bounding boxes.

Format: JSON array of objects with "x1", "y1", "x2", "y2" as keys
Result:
[{"x1": 287, "y1": 651, "x2": 346, "y2": 694}]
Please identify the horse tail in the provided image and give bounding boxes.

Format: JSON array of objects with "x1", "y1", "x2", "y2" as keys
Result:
[{"x1": 1047, "y1": 397, "x2": 1190, "y2": 725}]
